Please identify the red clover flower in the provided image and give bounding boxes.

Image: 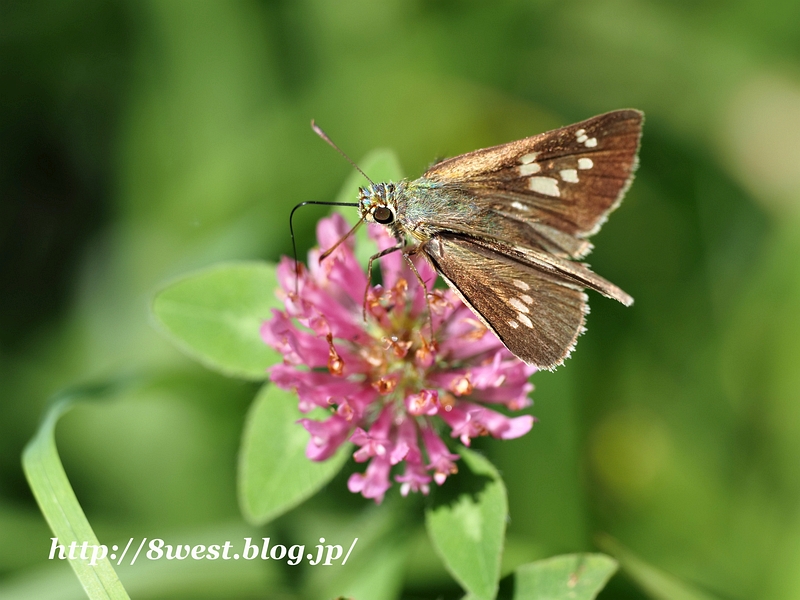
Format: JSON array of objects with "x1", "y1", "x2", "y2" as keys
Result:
[{"x1": 262, "y1": 214, "x2": 536, "y2": 503}]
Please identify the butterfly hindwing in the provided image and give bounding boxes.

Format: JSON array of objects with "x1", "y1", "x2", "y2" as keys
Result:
[
  {"x1": 506, "y1": 244, "x2": 634, "y2": 306},
  {"x1": 422, "y1": 234, "x2": 589, "y2": 370}
]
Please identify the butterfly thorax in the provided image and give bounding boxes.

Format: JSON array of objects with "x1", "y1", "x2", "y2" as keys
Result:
[{"x1": 359, "y1": 179, "x2": 491, "y2": 245}]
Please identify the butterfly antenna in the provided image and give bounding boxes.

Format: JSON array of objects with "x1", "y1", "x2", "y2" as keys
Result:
[
  {"x1": 289, "y1": 200, "x2": 359, "y2": 295},
  {"x1": 312, "y1": 120, "x2": 376, "y2": 186}
]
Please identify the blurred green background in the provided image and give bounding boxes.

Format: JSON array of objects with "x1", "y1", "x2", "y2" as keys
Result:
[{"x1": 2, "y1": 1, "x2": 800, "y2": 598}]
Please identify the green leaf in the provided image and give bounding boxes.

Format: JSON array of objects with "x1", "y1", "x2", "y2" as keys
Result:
[
  {"x1": 22, "y1": 381, "x2": 136, "y2": 600},
  {"x1": 151, "y1": 261, "x2": 281, "y2": 380},
  {"x1": 238, "y1": 384, "x2": 350, "y2": 525},
  {"x1": 513, "y1": 553, "x2": 618, "y2": 600},
  {"x1": 425, "y1": 447, "x2": 508, "y2": 600},
  {"x1": 597, "y1": 534, "x2": 720, "y2": 600}
]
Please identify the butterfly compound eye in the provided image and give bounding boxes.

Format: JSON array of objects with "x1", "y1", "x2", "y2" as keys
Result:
[{"x1": 373, "y1": 206, "x2": 394, "y2": 224}]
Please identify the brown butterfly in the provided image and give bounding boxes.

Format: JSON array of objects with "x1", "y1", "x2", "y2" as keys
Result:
[{"x1": 313, "y1": 110, "x2": 642, "y2": 370}]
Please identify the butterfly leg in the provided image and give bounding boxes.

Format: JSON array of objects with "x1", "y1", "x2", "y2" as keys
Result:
[
  {"x1": 363, "y1": 242, "x2": 406, "y2": 322},
  {"x1": 363, "y1": 243, "x2": 435, "y2": 342},
  {"x1": 400, "y1": 247, "x2": 436, "y2": 344}
]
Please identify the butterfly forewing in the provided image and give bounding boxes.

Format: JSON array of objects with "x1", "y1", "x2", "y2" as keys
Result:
[
  {"x1": 423, "y1": 110, "x2": 642, "y2": 255},
  {"x1": 423, "y1": 235, "x2": 589, "y2": 370}
]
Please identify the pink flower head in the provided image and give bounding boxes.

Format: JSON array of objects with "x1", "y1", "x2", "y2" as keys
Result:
[{"x1": 262, "y1": 214, "x2": 537, "y2": 503}]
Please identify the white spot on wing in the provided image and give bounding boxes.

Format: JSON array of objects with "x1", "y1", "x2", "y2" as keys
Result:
[
  {"x1": 520, "y1": 294, "x2": 533, "y2": 304},
  {"x1": 575, "y1": 129, "x2": 586, "y2": 137},
  {"x1": 509, "y1": 298, "x2": 530, "y2": 313},
  {"x1": 513, "y1": 279, "x2": 530, "y2": 291},
  {"x1": 518, "y1": 162, "x2": 541, "y2": 176},
  {"x1": 517, "y1": 313, "x2": 534, "y2": 328},
  {"x1": 528, "y1": 176, "x2": 560, "y2": 197},
  {"x1": 577, "y1": 134, "x2": 588, "y2": 143},
  {"x1": 508, "y1": 319, "x2": 519, "y2": 329},
  {"x1": 578, "y1": 157, "x2": 593, "y2": 170},
  {"x1": 585, "y1": 137, "x2": 597, "y2": 148},
  {"x1": 560, "y1": 168, "x2": 579, "y2": 183},
  {"x1": 519, "y1": 152, "x2": 538, "y2": 164},
  {"x1": 511, "y1": 201, "x2": 528, "y2": 211}
]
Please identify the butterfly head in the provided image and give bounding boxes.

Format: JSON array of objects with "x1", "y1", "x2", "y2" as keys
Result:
[{"x1": 358, "y1": 182, "x2": 398, "y2": 226}]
